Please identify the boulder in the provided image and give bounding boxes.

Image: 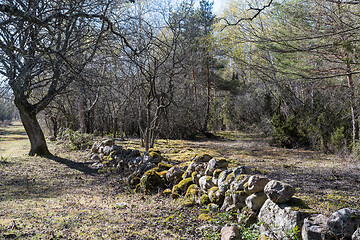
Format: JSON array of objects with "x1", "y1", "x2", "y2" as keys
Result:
[
  {"x1": 245, "y1": 192, "x2": 267, "y2": 211},
  {"x1": 139, "y1": 169, "x2": 165, "y2": 194},
  {"x1": 220, "y1": 194, "x2": 235, "y2": 212},
  {"x1": 137, "y1": 162, "x2": 157, "y2": 176},
  {"x1": 238, "y1": 207, "x2": 258, "y2": 227},
  {"x1": 199, "y1": 176, "x2": 214, "y2": 192},
  {"x1": 230, "y1": 174, "x2": 250, "y2": 191},
  {"x1": 258, "y1": 198, "x2": 314, "y2": 240},
  {"x1": 218, "y1": 169, "x2": 233, "y2": 195},
  {"x1": 205, "y1": 158, "x2": 228, "y2": 176},
  {"x1": 183, "y1": 161, "x2": 205, "y2": 179},
  {"x1": 193, "y1": 153, "x2": 213, "y2": 163},
  {"x1": 232, "y1": 191, "x2": 248, "y2": 210},
  {"x1": 184, "y1": 184, "x2": 199, "y2": 205},
  {"x1": 245, "y1": 175, "x2": 269, "y2": 194},
  {"x1": 233, "y1": 166, "x2": 253, "y2": 176},
  {"x1": 353, "y1": 228, "x2": 360, "y2": 240},
  {"x1": 208, "y1": 186, "x2": 224, "y2": 205},
  {"x1": 208, "y1": 203, "x2": 220, "y2": 212},
  {"x1": 91, "y1": 142, "x2": 101, "y2": 153},
  {"x1": 90, "y1": 154, "x2": 101, "y2": 161},
  {"x1": 302, "y1": 214, "x2": 335, "y2": 240},
  {"x1": 102, "y1": 145, "x2": 114, "y2": 156},
  {"x1": 221, "y1": 225, "x2": 240, "y2": 240},
  {"x1": 212, "y1": 169, "x2": 223, "y2": 185},
  {"x1": 166, "y1": 167, "x2": 184, "y2": 185},
  {"x1": 172, "y1": 177, "x2": 193, "y2": 194},
  {"x1": 264, "y1": 180, "x2": 295, "y2": 203},
  {"x1": 100, "y1": 139, "x2": 114, "y2": 146},
  {"x1": 327, "y1": 208, "x2": 360, "y2": 239},
  {"x1": 192, "y1": 171, "x2": 201, "y2": 186},
  {"x1": 221, "y1": 190, "x2": 247, "y2": 212},
  {"x1": 199, "y1": 194, "x2": 211, "y2": 206}
]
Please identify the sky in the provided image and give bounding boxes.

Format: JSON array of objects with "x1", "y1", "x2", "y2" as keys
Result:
[{"x1": 212, "y1": 0, "x2": 229, "y2": 15}]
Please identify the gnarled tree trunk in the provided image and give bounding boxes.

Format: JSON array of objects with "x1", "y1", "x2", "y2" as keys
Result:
[{"x1": 15, "y1": 98, "x2": 50, "y2": 156}]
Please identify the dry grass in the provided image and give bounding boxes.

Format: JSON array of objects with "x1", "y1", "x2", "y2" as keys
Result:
[{"x1": 0, "y1": 124, "x2": 359, "y2": 239}]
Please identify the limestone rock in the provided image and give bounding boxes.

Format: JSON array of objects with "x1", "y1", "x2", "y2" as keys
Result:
[
  {"x1": 101, "y1": 139, "x2": 114, "y2": 146},
  {"x1": 205, "y1": 158, "x2": 228, "y2": 176},
  {"x1": 199, "y1": 176, "x2": 214, "y2": 192},
  {"x1": 90, "y1": 154, "x2": 101, "y2": 161},
  {"x1": 238, "y1": 207, "x2": 258, "y2": 227},
  {"x1": 212, "y1": 169, "x2": 223, "y2": 185},
  {"x1": 245, "y1": 192, "x2": 267, "y2": 211},
  {"x1": 166, "y1": 167, "x2": 184, "y2": 185},
  {"x1": 245, "y1": 175, "x2": 269, "y2": 194},
  {"x1": 208, "y1": 187, "x2": 224, "y2": 205},
  {"x1": 172, "y1": 177, "x2": 193, "y2": 194},
  {"x1": 139, "y1": 169, "x2": 165, "y2": 194},
  {"x1": 302, "y1": 214, "x2": 335, "y2": 240},
  {"x1": 221, "y1": 225, "x2": 240, "y2": 240},
  {"x1": 193, "y1": 153, "x2": 213, "y2": 163},
  {"x1": 230, "y1": 175, "x2": 250, "y2": 191},
  {"x1": 264, "y1": 180, "x2": 295, "y2": 203},
  {"x1": 327, "y1": 208, "x2": 360, "y2": 239},
  {"x1": 258, "y1": 198, "x2": 313, "y2": 240},
  {"x1": 218, "y1": 169, "x2": 233, "y2": 195},
  {"x1": 233, "y1": 166, "x2": 252, "y2": 176},
  {"x1": 221, "y1": 190, "x2": 247, "y2": 212},
  {"x1": 91, "y1": 142, "x2": 101, "y2": 153},
  {"x1": 353, "y1": 228, "x2": 360, "y2": 240}
]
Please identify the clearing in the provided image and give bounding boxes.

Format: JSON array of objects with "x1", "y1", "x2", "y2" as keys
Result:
[{"x1": 0, "y1": 122, "x2": 359, "y2": 239}]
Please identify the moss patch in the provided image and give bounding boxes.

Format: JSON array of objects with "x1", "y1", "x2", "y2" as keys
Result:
[
  {"x1": 200, "y1": 194, "x2": 210, "y2": 206},
  {"x1": 172, "y1": 177, "x2": 193, "y2": 194},
  {"x1": 198, "y1": 213, "x2": 212, "y2": 221}
]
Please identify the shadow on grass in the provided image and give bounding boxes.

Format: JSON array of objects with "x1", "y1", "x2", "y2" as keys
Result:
[{"x1": 46, "y1": 155, "x2": 98, "y2": 175}]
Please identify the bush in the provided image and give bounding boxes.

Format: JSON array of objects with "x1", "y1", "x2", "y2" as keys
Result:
[{"x1": 65, "y1": 129, "x2": 93, "y2": 150}]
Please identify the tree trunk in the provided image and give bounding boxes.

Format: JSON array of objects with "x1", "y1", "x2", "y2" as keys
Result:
[
  {"x1": 15, "y1": 100, "x2": 51, "y2": 156},
  {"x1": 346, "y1": 64, "x2": 359, "y2": 145}
]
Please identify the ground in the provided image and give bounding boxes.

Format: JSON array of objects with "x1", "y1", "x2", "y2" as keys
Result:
[{"x1": 0, "y1": 122, "x2": 359, "y2": 239}]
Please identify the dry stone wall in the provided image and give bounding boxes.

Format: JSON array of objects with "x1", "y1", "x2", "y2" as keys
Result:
[{"x1": 90, "y1": 140, "x2": 360, "y2": 240}]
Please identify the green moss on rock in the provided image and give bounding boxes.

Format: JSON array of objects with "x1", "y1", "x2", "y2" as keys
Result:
[
  {"x1": 140, "y1": 169, "x2": 165, "y2": 194},
  {"x1": 157, "y1": 170, "x2": 168, "y2": 178},
  {"x1": 213, "y1": 169, "x2": 223, "y2": 178},
  {"x1": 193, "y1": 153, "x2": 212, "y2": 163},
  {"x1": 198, "y1": 213, "x2": 212, "y2": 221},
  {"x1": 163, "y1": 189, "x2": 172, "y2": 196},
  {"x1": 172, "y1": 177, "x2": 193, "y2": 194},
  {"x1": 158, "y1": 162, "x2": 173, "y2": 171},
  {"x1": 200, "y1": 194, "x2": 210, "y2": 206}
]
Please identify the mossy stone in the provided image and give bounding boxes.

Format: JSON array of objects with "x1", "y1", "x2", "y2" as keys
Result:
[
  {"x1": 157, "y1": 170, "x2": 168, "y2": 178},
  {"x1": 149, "y1": 151, "x2": 161, "y2": 159},
  {"x1": 207, "y1": 203, "x2": 219, "y2": 212},
  {"x1": 198, "y1": 213, "x2": 212, "y2": 221},
  {"x1": 172, "y1": 177, "x2": 193, "y2": 194},
  {"x1": 140, "y1": 169, "x2": 165, "y2": 194},
  {"x1": 225, "y1": 172, "x2": 235, "y2": 184},
  {"x1": 134, "y1": 183, "x2": 141, "y2": 193},
  {"x1": 158, "y1": 162, "x2": 173, "y2": 171},
  {"x1": 213, "y1": 169, "x2": 223, "y2": 178},
  {"x1": 185, "y1": 184, "x2": 199, "y2": 201},
  {"x1": 208, "y1": 186, "x2": 220, "y2": 203},
  {"x1": 200, "y1": 194, "x2": 210, "y2": 206},
  {"x1": 163, "y1": 189, "x2": 172, "y2": 196}
]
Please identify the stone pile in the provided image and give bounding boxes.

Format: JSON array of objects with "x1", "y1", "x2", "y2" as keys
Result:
[{"x1": 89, "y1": 141, "x2": 360, "y2": 240}]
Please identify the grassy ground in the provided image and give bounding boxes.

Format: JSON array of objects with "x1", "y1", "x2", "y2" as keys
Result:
[{"x1": 0, "y1": 122, "x2": 359, "y2": 239}]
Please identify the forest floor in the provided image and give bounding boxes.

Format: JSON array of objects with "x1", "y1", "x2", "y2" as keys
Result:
[{"x1": 0, "y1": 122, "x2": 359, "y2": 239}]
